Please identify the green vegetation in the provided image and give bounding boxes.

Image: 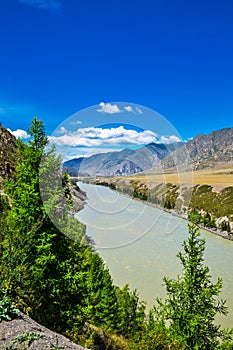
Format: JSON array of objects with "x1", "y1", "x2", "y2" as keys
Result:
[
  {"x1": 187, "y1": 185, "x2": 233, "y2": 233},
  {"x1": 152, "y1": 223, "x2": 227, "y2": 349},
  {"x1": 190, "y1": 185, "x2": 233, "y2": 222},
  {"x1": 0, "y1": 290, "x2": 18, "y2": 322},
  {"x1": 115, "y1": 180, "x2": 134, "y2": 196},
  {"x1": 96, "y1": 181, "x2": 116, "y2": 190},
  {"x1": 163, "y1": 183, "x2": 179, "y2": 209},
  {"x1": 0, "y1": 118, "x2": 232, "y2": 349},
  {"x1": 146, "y1": 182, "x2": 180, "y2": 209},
  {"x1": 49, "y1": 336, "x2": 65, "y2": 349},
  {"x1": 3, "y1": 332, "x2": 66, "y2": 349},
  {"x1": 188, "y1": 209, "x2": 217, "y2": 229},
  {"x1": 131, "y1": 180, "x2": 148, "y2": 201},
  {"x1": 110, "y1": 180, "x2": 233, "y2": 234},
  {"x1": 13, "y1": 332, "x2": 46, "y2": 347}
]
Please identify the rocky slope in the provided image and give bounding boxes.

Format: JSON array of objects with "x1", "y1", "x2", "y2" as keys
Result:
[
  {"x1": 159, "y1": 127, "x2": 233, "y2": 171},
  {"x1": 0, "y1": 124, "x2": 17, "y2": 183},
  {"x1": 0, "y1": 311, "x2": 89, "y2": 350}
]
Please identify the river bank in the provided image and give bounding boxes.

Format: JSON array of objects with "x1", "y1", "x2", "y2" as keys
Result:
[
  {"x1": 76, "y1": 177, "x2": 233, "y2": 242},
  {"x1": 132, "y1": 196, "x2": 233, "y2": 242},
  {"x1": 70, "y1": 181, "x2": 87, "y2": 213}
]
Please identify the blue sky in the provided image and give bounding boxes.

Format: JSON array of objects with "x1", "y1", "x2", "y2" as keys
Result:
[{"x1": 1, "y1": 0, "x2": 233, "y2": 151}]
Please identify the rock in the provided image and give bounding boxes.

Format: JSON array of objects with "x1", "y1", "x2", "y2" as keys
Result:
[{"x1": 0, "y1": 311, "x2": 90, "y2": 350}]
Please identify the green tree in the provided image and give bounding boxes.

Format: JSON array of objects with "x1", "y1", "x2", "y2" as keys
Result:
[
  {"x1": 0, "y1": 117, "x2": 85, "y2": 329},
  {"x1": 28, "y1": 117, "x2": 48, "y2": 151},
  {"x1": 81, "y1": 250, "x2": 118, "y2": 331},
  {"x1": 221, "y1": 220, "x2": 231, "y2": 233},
  {"x1": 153, "y1": 223, "x2": 228, "y2": 349},
  {"x1": 188, "y1": 208, "x2": 202, "y2": 224},
  {"x1": 0, "y1": 194, "x2": 10, "y2": 255},
  {"x1": 115, "y1": 284, "x2": 146, "y2": 338}
]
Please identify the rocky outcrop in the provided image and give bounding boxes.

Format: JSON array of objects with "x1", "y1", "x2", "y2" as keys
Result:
[
  {"x1": 160, "y1": 127, "x2": 233, "y2": 170},
  {"x1": 71, "y1": 182, "x2": 87, "y2": 213},
  {"x1": 0, "y1": 311, "x2": 90, "y2": 349},
  {"x1": 0, "y1": 125, "x2": 17, "y2": 181}
]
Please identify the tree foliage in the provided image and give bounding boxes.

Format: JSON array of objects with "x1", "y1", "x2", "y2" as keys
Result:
[{"x1": 152, "y1": 223, "x2": 228, "y2": 349}]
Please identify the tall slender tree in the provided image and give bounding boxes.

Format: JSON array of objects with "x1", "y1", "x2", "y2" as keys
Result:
[{"x1": 153, "y1": 223, "x2": 228, "y2": 349}]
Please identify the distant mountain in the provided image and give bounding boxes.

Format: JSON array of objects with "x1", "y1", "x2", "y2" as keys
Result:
[
  {"x1": 63, "y1": 142, "x2": 183, "y2": 177},
  {"x1": 157, "y1": 127, "x2": 233, "y2": 171},
  {"x1": 65, "y1": 126, "x2": 233, "y2": 177}
]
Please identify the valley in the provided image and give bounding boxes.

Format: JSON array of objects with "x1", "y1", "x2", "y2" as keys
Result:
[
  {"x1": 103, "y1": 166, "x2": 233, "y2": 187},
  {"x1": 1, "y1": 121, "x2": 233, "y2": 348},
  {"x1": 139, "y1": 170, "x2": 233, "y2": 188}
]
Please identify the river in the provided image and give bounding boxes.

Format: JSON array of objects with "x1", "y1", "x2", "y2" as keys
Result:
[{"x1": 75, "y1": 182, "x2": 233, "y2": 328}]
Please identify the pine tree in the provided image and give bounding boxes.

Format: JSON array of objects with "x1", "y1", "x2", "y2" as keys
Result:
[
  {"x1": 115, "y1": 284, "x2": 146, "y2": 338},
  {"x1": 153, "y1": 223, "x2": 228, "y2": 349},
  {"x1": 81, "y1": 251, "x2": 119, "y2": 330}
]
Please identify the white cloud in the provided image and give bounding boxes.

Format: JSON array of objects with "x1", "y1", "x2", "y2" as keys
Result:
[
  {"x1": 124, "y1": 106, "x2": 133, "y2": 112},
  {"x1": 8, "y1": 128, "x2": 30, "y2": 139},
  {"x1": 136, "y1": 106, "x2": 143, "y2": 114},
  {"x1": 160, "y1": 135, "x2": 181, "y2": 144},
  {"x1": 97, "y1": 102, "x2": 120, "y2": 114},
  {"x1": 18, "y1": 0, "x2": 61, "y2": 11},
  {"x1": 55, "y1": 126, "x2": 67, "y2": 135},
  {"x1": 49, "y1": 126, "x2": 158, "y2": 147}
]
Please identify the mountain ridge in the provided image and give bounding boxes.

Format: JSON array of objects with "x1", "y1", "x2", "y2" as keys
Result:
[
  {"x1": 63, "y1": 142, "x2": 183, "y2": 177},
  {"x1": 157, "y1": 127, "x2": 233, "y2": 171},
  {"x1": 64, "y1": 127, "x2": 233, "y2": 176}
]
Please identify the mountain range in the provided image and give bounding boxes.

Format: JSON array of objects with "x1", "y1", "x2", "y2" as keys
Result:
[
  {"x1": 157, "y1": 127, "x2": 233, "y2": 172},
  {"x1": 1, "y1": 124, "x2": 233, "y2": 180},
  {"x1": 63, "y1": 142, "x2": 183, "y2": 177},
  {"x1": 64, "y1": 127, "x2": 233, "y2": 177}
]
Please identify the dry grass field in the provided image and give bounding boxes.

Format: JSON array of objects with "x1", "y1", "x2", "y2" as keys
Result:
[{"x1": 123, "y1": 167, "x2": 233, "y2": 187}]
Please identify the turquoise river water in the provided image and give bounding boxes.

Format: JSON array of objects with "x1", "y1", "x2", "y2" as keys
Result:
[{"x1": 75, "y1": 182, "x2": 233, "y2": 328}]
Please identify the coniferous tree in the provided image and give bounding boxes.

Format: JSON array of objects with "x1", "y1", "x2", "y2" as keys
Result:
[
  {"x1": 82, "y1": 251, "x2": 119, "y2": 331},
  {"x1": 0, "y1": 117, "x2": 87, "y2": 327},
  {"x1": 153, "y1": 223, "x2": 228, "y2": 349},
  {"x1": 115, "y1": 284, "x2": 146, "y2": 338}
]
